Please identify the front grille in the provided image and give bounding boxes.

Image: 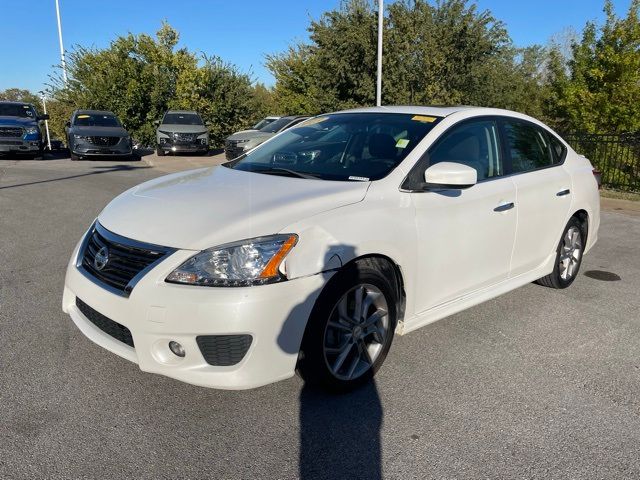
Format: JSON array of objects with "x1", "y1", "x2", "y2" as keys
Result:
[
  {"x1": 76, "y1": 298, "x2": 134, "y2": 347},
  {"x1": 196, "y1": 335, "x2": 252, "y2": 366},
  {"x1": 173, "y1": 133, "x2": 197, "y2": 143},
  {"x1": 79, "y1": 223, "x2": 173, "y2": 296},
  {"x1": 0, "y1": 127, "x2": 23, "y2": 138},
  {"x1": 87, "y1": 136, "x2": 120, "y2": 146}
]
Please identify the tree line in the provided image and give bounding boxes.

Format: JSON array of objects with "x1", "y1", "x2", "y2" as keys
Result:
[{"x1": 2, "y1": 0, "x2": 638, "y2": 147}]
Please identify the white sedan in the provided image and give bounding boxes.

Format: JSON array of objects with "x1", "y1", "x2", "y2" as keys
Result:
[{"x1": 62, "y1": 106, "x2": 600, "y2": 391}]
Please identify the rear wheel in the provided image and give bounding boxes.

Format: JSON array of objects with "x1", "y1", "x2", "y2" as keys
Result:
[
  {"x1": 298, "y1": 260, "x2": 397, "y2": 391},
  {"x1": 536, "y1": 217, "x2": 585, "y2": 289}
]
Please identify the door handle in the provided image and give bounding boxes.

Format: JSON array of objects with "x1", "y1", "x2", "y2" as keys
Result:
[
  {"x1": 493, "y1": 202, "x2": 514, "y2": 212},
  {"x1": 556, "y1": 189, "x2": 571, "y2": 197}
]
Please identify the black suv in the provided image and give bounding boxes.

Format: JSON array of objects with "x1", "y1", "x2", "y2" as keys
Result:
[
  {"x1": 0, "y1": 101, "x2": 49, "y2": 158},
  {"x1": 66, "y1": 110, "x2": 133, "y2": 160}
]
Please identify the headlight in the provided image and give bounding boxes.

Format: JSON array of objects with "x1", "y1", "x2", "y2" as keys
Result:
[
  {"x1": 25, "y1": 126, "x2": 39, "y2": 135},
  {"x1": 166, "y1": 234, "x2": 298, "y2": 287}
]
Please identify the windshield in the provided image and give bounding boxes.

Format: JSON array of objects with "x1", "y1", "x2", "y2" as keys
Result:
[
  {"x1": 74, "y1": 113, "x2": 121, "y2": 127},
  {"x1": 0, "y1": 103, "x2": 37, "y2": 118},
  {"x1": 253, "y1": 117, "x2": 278, "y2": 130},
  {"x1": 226, "y1": 113, "x2": 442, "y2": 181},
  {"x1": 259, "y1": 117, "x2": 297, "y2": 133},
  {"x1": 162, "y1": 113, "x2": 203, "y2": 125}
]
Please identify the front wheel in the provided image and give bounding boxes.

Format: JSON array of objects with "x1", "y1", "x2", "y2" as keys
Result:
[
  {"x1": 156, "y1": 147, "x2": 165, "y2": 157},
  {"x1": 536, "y1": 217, "x2": 585, "y2": 289},
  {"x1": 298, "y1": 260, "x2": 397, "y2": 392}
]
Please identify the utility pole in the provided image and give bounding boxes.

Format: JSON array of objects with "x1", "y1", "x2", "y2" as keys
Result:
[
  {"x1": 55, "y1": 0, "x2": 68, "y2": 85},
  {"x1": 41, "y1": 94, "x2": 52, "y2": 151},
  {"x1": 376, "y1": 0, "x2": 383, "y2": 106}
]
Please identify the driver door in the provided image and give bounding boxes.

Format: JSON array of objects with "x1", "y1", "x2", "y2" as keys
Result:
[{"x1": 410, "y1": 118, "x2": 517, "y2": 314}]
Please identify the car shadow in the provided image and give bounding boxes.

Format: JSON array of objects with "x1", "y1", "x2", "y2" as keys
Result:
[
  {"x1": 277, "y1": 245, "x2": 384, "y2": 479},
  {"x1": 0, "y1": 164, "x2": 150, "y2": 190}
]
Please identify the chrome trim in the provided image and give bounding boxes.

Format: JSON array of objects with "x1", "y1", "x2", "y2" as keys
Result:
[{"x1": 76, "y1": 221, "x2": 176, "y2": 298}]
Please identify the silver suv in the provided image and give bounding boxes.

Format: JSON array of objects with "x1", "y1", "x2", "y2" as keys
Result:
[{"x1": 156, "y1": 110, "x2": 209, "y2": 156}]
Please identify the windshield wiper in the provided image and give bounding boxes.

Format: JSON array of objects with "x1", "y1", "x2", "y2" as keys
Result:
[{"x1": 256, "y1": 167, "x2": 320, "y2": 179}]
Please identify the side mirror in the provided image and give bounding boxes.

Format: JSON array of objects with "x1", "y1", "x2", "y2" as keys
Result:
[
  {"x1": 153, "y1": 120, "x2": 160, "y2": 126},
  {"x1": 38, "y1": 114, "x2": 50, "y2": 121},
  {"x1": 423, "y1": 162, "x2": 477, "y2": 189},
  {"x1": 65, "y1": 121, "x2": 71, "y2": 128}
]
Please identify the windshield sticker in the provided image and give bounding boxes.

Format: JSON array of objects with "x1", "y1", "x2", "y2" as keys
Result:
[
  {"x1": 396, "y1": 138, "x2": 410, "y2": 148},
  {"x1": 348, "y1": 175, "x2": 369, "y2": 182},
  {"x1": 77, "y1": 114, "x2": 90, "y2": 119},
  {"x1": 299, "y1": 116, "x2": 328, "y2": 127},
  {"x1": 411, "y1": 115, "x2": 437, "y2": 123}
]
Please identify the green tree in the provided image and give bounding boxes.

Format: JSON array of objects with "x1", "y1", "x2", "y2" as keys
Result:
[
  {"x1": 548, "y1": 0, "x2": 640, "y2": 133},
  {"x1": 48, "y1": 23, "x2": 256, "y2": 146},
  {"x1": 0, "y1": 88, "x2": 42, "y2": 106}
]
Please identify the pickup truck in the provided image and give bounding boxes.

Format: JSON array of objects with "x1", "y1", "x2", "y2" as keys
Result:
[{"x1": 0, "y1": 101, "x2": 48, "y2": 158}]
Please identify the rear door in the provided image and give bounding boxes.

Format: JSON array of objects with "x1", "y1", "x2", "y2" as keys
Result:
[{"x1": 501, "y1": 119, "x2": 572, "y2": 276}]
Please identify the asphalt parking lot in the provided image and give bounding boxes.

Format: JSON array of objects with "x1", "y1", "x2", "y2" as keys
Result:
[{"x1": 1, "y1": 156, "x2": 639, "y2": 479}]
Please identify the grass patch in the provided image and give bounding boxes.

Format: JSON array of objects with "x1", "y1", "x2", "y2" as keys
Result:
[{"x1": 600, "y1": 189, "x2": 640, "y2": 202}]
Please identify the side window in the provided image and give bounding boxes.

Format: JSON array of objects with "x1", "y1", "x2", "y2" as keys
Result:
[
  {"x1": 503, "y1": 121, "x2": 554, "y2": 173},
  {"x1": 429, "y1": 120, "x2": 503, "y2": 181},
  {"x1": 546, "y1": 132, "x2": 567, "y2": 164}
]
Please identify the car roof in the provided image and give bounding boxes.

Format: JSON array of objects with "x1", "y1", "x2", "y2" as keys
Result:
[
  {"x1": 332, "y1": 105, "x2": 482, "y2": 117},
  {"x1": 75, "y1": 109, "x2": 116, "y2": 116},
  {"x1": 165, "y1": 110, "x2": 200, "y2": 115},
  {"x1": 0, "y1": 100, "x2": 34, "y2": 106}
]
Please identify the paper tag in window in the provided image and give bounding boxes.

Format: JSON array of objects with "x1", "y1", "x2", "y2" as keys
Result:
[
  {"x1": 396, "y1": 138, "x2": 410, "y2": 148},
  {"x1": 77, "y1": 114, "x2": 90, "y2": 118},
  {"x1": 411, "y1": 115, "x2": 437, "y2": 123},
  {"x1": 348, "y1": 176, "x2": 369, "y2": 182}
]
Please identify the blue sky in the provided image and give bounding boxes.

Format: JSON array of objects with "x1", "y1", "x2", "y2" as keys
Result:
[{"x1": 0, "y1": 0, "x2": 633, "y2": 93}]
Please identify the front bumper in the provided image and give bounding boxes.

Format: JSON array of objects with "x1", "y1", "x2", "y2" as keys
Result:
[
  {"x1": 158, "y1": 139, "x2": 208, "y2": 154},
  {"x1": 0, "y1": 139, "x2": 41, "y2": 154},
  {"x1": 62, "y1": 242, "x2": 328, "y2": 390}
]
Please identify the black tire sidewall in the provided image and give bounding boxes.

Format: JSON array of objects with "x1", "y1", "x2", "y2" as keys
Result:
[{"x1": 299, "y1": 262, "x2": 397, "y2": 391}]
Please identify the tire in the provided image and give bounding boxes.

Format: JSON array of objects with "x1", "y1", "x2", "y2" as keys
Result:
[
  {"x1": 156, "y1": 147, "x2": 165, "y2": 157},
  {"x1": 536, "y1": 217, "x2": 585, "y2": 289},
  {"x1": 298, "y1": 259, "x2": 397, "y2": 392},
  {"x1": 70, "y1": 152, "x2": 81, "y2": 161}
]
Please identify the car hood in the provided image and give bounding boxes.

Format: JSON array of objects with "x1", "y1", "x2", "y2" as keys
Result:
[
  {"x1": 70, "y1": 126, "x2": 129, "y2": 137},
  {"x1": 226, "y1": 130, "x2": 274, "y2": 142},
  {"x1": 98, "y1": 166, "x2": 370, "y2": 250},
  {"x1": 0, "y1": 116, "x2": 38, "y2": 127},
  {"x1": 157, "y1": 124, "x2": 208, "y2": 134}
]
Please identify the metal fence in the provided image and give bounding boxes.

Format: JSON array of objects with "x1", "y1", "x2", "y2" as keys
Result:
[{"x1": 563, "y1": 132, "x2": 640, "y2": 192}]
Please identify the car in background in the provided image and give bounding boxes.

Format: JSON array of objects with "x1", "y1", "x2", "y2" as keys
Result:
[
  {"x1": 0, "y1": 101, "x2": 49, "y2": 159},
  {"x1": 224, "y1": 115, "x2": 309, "y2": 160},
  {"x1": 66, "y1": 110, "x2": 133, "y2": 161},
  {"x1": 62, "y1": 106, "x2": 600, "y2": 391},
  {"x1": 251, "y1": 116, "x2": 280, "y2": 131},
  {"x1": 155, "y1": 110, "x2": 209, "y2": 157}
]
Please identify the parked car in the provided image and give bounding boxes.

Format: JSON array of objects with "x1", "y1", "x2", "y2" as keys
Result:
[
  {"x1": 46, "y1": 138, "x2": 65, "y2": 151},
  {"x1": 0, "y1": 101, "x2": 48, "y2": 158},
  {"x1": 66, "y1": 110, "x2": 133, "y2": 161},
  {"x1": 63, "y1": 106, "x2": 600, "y2": 391},
  {"x1": 155, "y1": 110, "x2": 209, "y2": 156},
  {"x1": 224, "y1": 115, "x2": 309, "y2": 159},
  {"x1": 251, "y1": 116, "x2": 280, "y2": 131}
]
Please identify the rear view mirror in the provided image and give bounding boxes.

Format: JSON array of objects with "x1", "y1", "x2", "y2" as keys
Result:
[{"x1": 423, "y1": 162, "x2": 477, "y2": 189}]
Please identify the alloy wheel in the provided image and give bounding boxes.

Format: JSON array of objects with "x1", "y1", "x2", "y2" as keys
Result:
[
  {"x1": 559, "y1": 225, "x2": 583, "y2": 280},
  {"x1": 322, "y1": 284, "x2": 390, "y2": 381}
]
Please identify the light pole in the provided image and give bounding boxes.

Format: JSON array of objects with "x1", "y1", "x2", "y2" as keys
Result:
[
  {"x1": 40, "y1": 93, "x2": 52, "y2": 151},
  {"x1": 55, "y1": 0, "x2": 68, "y2": 85},
  {"x1": 376, "y1": 0, "x2": 383, "y2": 107}
]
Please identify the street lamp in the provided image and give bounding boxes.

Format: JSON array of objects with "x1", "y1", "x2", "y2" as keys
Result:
[
  {"x1": 39, "y1": 93, "x2": 52, "y2": 151},
  {"x1": 55, "y1": 0, "x2": 68, "y2": 85},
  {"x1": 376, "y1": 0, "x2": 383, "y2": 106}
]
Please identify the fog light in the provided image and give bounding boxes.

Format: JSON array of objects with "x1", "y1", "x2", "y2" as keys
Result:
[{"x1": 169, "y1": 341, "x2": 185, "y2": 357}]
